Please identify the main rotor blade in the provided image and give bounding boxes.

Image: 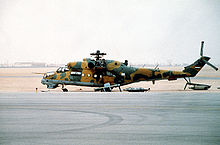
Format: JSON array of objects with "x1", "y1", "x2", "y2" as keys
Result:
[
  {"x1": 32, "y1": 72, "x2": 45, "y2": 74},
  {"x1": 203, "y1": 59, "x2": 218, "y2": 71},
  {"x1": 200, "y1": 41, "x2": 204, "y2": 56}
]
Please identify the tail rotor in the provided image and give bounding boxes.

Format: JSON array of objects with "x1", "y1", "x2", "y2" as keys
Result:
[
  {"x1": 200, "y1": 41, "x2": 218, "y2": 71},
  {"x1": 183, "y1": 41, "x2": 218, "y2": 90}
]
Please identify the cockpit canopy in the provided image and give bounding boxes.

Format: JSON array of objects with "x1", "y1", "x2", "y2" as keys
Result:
[
  {"x1": 43, "y1": 71, "x2": 55, "y2": 78},
  {"x1": 56, "y1": 66, "x2": 69, "y2": 73}
]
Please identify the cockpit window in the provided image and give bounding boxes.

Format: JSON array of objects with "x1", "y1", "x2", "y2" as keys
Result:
[
  {"x1": 71, "y1": 71, "x2": 81, "y2": 76},
  {"x1": 57, "y1": 66, "x2": 69, "y2": 73},
  {"x1": 43, "y1": 72, "x2": 55, "y2": 78}
]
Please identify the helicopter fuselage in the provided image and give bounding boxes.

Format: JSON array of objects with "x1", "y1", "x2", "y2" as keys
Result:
[
  {"x1": 41, "y1": 58, "x2": 190, "y2": 89},
  {"x1": 41, "y1": 42, "x2": 218, "y2": 91}
]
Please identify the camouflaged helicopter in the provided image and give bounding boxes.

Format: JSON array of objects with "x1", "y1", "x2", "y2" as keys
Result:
[{"x1": 41, "y1": 41, "x2": 218, "y2": 92}]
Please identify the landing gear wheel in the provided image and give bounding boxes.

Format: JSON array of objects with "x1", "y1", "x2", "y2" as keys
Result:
[
  {"x1": 61, "y1": 84, "x2": 68, "y2": 92},
  {"x1": 62, "y1": 88, "x2": 68, "y2": 92}
]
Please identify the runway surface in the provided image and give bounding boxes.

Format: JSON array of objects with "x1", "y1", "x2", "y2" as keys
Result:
[{"x1": 0, "y1": 92, "x2": 220, "y2": 145}]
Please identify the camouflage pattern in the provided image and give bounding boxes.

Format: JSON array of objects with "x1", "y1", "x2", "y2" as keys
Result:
[{"x1": 41, "y1": 54, "x2": 207, "y2": 89}]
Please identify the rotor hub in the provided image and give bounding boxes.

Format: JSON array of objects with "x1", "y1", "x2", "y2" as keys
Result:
[{"x1": 90, "y1": 50, "x2": 106, "y2": 60}]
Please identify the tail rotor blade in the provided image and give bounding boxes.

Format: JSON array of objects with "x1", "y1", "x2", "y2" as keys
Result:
[
  {"x1": 203, "y1": 59, "x2": 218, "y2": 71},
  {"x1": 200, "y1": 41, "x2": 204, "y2": 57}
]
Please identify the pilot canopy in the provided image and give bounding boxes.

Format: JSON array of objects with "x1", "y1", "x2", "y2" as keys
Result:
[{"x1": 56, "y1": 66, "x2": 69, "y2": 73}]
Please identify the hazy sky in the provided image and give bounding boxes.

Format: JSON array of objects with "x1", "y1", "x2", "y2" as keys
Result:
[{"x1": 0, "y1": 0, "x2": 220, "y2": 65}]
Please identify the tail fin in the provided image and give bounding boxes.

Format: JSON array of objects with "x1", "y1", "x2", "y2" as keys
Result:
[
  {"x1": 183, "y1": 41, "x2": 218, "y2": 77},
  {"x1": 183, "y1": 56, "x2": 210, "y2": 77}
]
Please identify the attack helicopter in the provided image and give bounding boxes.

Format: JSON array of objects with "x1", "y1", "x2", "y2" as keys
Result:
[{"x1": 41, "y1": 41, "x2": 218, "y2": 92}]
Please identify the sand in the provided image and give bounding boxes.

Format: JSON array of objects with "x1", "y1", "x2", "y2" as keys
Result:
[{"x1": 0, "y1": 66, "x2": 220, "y2": 92}]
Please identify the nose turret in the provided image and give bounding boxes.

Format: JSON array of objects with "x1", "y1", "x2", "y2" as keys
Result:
[
  {"x1": 41, "y1": 72, "x2": 56, "y2": 85},
  {"x1": 41, "y1": 78, "x2": 47, "y2": 85}
]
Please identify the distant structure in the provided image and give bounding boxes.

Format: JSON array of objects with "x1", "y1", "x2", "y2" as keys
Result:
[
  {"x1": 0, "y1": 62, "x2": 65, "y2": 68},
  {"x1": 14, "y1": 62, "x2": 46, "y2": 68}
]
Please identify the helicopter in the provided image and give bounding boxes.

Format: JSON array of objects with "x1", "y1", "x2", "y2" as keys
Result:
[{"x1": 41, "y1": 41, "x2": 218, "y2": 92}]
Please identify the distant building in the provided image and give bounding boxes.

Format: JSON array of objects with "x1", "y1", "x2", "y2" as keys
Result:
[
  {"x1": 14, "y1": 62, "x2": 46, "y2": 68},
  {"x1": 46, "y1": 63, "x2": 64, "y2": 67}
]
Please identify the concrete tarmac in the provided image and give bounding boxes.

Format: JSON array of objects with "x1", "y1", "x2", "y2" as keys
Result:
[{"x1": 0, "y1": 92, "x2": 220, "y2": 145}]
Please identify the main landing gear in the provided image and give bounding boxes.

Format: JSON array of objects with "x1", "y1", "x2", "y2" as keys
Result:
[{"x1": 62, "y1": 84, "x2": 68, "y2": 92}]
